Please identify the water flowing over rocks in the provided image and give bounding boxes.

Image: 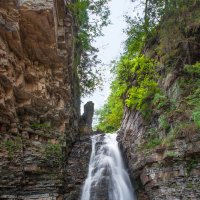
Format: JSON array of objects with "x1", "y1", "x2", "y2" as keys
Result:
[{"x1": 80, "y1": 134, "x2": 136, "y2": 200}]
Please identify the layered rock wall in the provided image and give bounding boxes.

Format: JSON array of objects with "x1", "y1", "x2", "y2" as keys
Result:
[
  {"x1": 0, "y1": 0, "x2": 80, "y2": 199},
  {"x1": 119, "y1": 108, "x2": 200, "y2": 200},
  {"x1": 65, "y1": 136, "x2": 92, "y2": 200}
]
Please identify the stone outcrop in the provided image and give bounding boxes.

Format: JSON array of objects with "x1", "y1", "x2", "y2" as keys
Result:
[
  {"x1": 0, "y1": 0, "x2": 80, "y2": 199},
  {"x1": 79, "y1": 101, "x2": 94, "y2": 135}
]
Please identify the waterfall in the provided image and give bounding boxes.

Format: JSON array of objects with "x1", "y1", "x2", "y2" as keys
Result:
[{"x1": 80, "y1": 134, "x2": 136, "y2": 200}]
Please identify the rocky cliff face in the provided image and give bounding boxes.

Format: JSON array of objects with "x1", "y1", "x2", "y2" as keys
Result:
[
  {"x1": 119, "y1": 108, "x2": 200, "y2": 200},
  {"x1": 118, "y1": 5, "x2": 200, "y2": 200},
  {"x1": 0, "y1": 0, "x2": 81, "y2": 199},
  {"x1": 65, "y1": 136, "x2": 92, "y2": 200}
]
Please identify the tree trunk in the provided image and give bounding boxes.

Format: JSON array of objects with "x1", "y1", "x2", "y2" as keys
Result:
[{"x1": 144, "y1": 0, "x2": 149, "y2": 36}]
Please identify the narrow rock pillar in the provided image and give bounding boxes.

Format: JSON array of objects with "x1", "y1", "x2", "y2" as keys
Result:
[{"x1": 79, "y1": 101, "x2": 94, "y2": 135}]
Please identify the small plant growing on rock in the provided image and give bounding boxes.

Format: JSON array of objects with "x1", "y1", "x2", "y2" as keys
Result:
[
  {"x1": 165, "y1": 151, "x2": 178, "y2": 158},
  {"x1": 174, "y1": 122, "x2": 198, "y2": 137},
  {"x1": 144, "y1": 127, "x2": 157, "y2": 140},
  {"x1": 184, "y1": 62, "x2": 200, "y2": 77},
  {"x1": 44, "y1": 143, "x2": 63, "y2": 168},
  {"x1": 162, "y1": 129, "x2": 176, "y2": 147},
  {"x1": 186, "y1": 158, "x2": 198, "y2": 175},
  {"x1": 192, "y1": 108, "x2": 200, "y2": 128},
  {"x1": 0, "y1": 138, "x2": 22, "y2": 160},
  {"x1": 186, "y1": 181, "x2": 193, "y2": 189},
  {"x1": 158, "y1": 115, "x2": 170, "y2": 131},
  {"x1": 141, "y1": 138, "x2": 162, "y2": 150},
  {"x1": 153, "y1": 92, "x2": 169, "y2": 110},
  {"x1": 31, "y1": 122, "x2": 51, "y2": 130}
]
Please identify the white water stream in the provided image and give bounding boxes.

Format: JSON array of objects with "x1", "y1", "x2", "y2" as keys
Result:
[{"x1": 81, "y1": 134, "x2": 136, "y2": 200}]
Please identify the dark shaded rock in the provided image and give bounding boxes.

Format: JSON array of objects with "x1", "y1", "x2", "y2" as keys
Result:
[
  {"x1": 79, "y1": 101, "x2": 94, "y2": 135},
  {"x1": 64, "y1": 136, "x2": 92, "y2": 200}
]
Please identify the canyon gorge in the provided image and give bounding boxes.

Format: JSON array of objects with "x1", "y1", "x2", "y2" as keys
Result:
[{"x1": 0, "y1": 0, "x2": 200, "y2": 200}]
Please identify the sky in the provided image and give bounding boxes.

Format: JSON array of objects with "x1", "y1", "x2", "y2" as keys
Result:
[{"x1": 81, "y1": 0, "x2": 138, "y2": 113}]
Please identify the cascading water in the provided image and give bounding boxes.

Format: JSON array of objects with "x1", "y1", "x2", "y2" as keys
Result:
[{"x1": 81, "y1": 134, "x2": 136, "y2": 200}]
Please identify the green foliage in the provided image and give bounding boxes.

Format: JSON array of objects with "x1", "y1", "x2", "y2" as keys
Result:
[
  {"x1": 95, "y1": 0, "x2": 160, "y2": 131},
  {"x1": 30, "y1": 122, "x2": 51, "y2": 130},
  {"x1": 139, "y1": 0, "x2": 198, "y2": 25},
  {"x1": 184, "y1": 62, "x2": 200, "y2": 77},
  {"x1": 192, "y1": 108, "x2": 200, "y2": 128},
  {"x1": 183, "y1": 64, "x2": 200, "y2": 128},
  {"x1": 68, "y1": 1, "x2": 89, "y2": 30},
  {"x1": 166, "y1": 151, "x2": 178, "y2": 158},
  {"x1": 144, "y1": 127, "x2": 157, "y2": 140},
  {"x1": 124, "y1": 16, "x2": 147, "y2": 56},
  {"x1": 112, "y1": 55, "x2": 158, "y2": 113},
  {"x1": 44, "y1": 143, "x2": 63, "y2": 168},
  {"x1": 186, "y1": 88, "x2": 200, "y2": 106},
  {"x1": 161, "y1": 129, "x2": 176, "y2": 147},
  {"x1": 139, "y1": 127, "x2": 162, "y2": 151},
  {"x1": 127, "y1": 0, "x2": 199, "y2": 65},
  {"x1": 0, "y1": 138, "x2": 21, "y2": 160},
  {"x1": 158, "y1": 115, "x2": 170, "y2": 131},
  {"x1": 161, "y1": 121, "x2": 198, "y2": 147},
  {"x1": 96, "y1": 55, "x2": 159, "y2": 132},
  {"x1": 153, "y1": 92, "x2": 169, "y2": 110},
  {"x1": 124, "y1": 0, "x2": 195, "y2": 56},
  {"x1": 96, "y1": 0, "x2": 163, "y2": 131},
  {"x1": 124, "y1": 0, "x2": 164, "y2": 56},
  {"x1": 124, "y1": 56, "x2": 158, "y2": 111},
  {"x1": 68, "y1": 0, "x2": 110, "y2": 96},
  {"x1": 95, "y1": 80, "x2": 124, "y2": 132},
  {"x1": 95, "y1": 15, "x2": 159, "y2": 131},
  {"x1": 141, "y1": 138, "x2": 162, "y2": 150},
  {"x1": 186, "y1": 158, "x2": 198, "y2": 174}
]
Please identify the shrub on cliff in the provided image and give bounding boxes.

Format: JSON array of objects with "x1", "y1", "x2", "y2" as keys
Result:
[
  {"x1": 44, "y1": 143, "x2": 63, "y2": 168},
  {"x1": 96, "y1": 0, "x2": 200, "y2": 133},
  {"x1": 96, "y1": 55, "x2": 158, "y2": 132}
]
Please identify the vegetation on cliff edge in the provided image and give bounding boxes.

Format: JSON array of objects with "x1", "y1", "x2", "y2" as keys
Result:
[{"x1": 96, "y1": 0, "x2": 200, "y2": 135}]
